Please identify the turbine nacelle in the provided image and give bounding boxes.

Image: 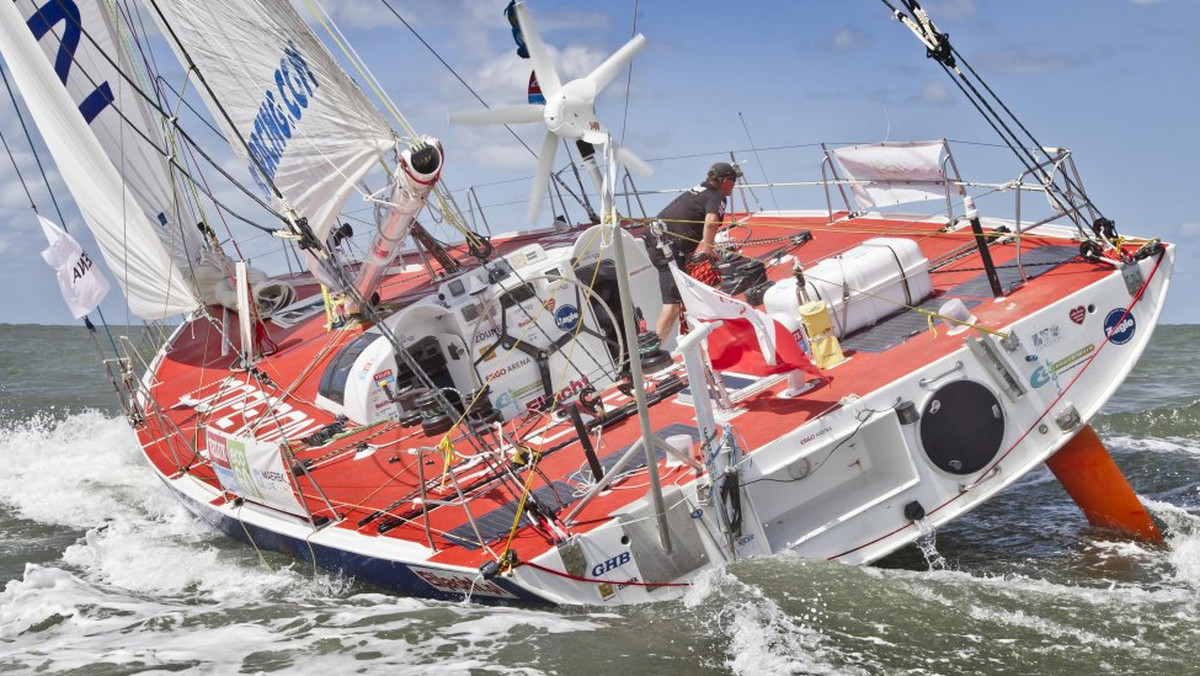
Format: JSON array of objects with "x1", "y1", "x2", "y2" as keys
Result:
[{"x1": 544, "y1": 80, "x2": 607, "y2": 144}]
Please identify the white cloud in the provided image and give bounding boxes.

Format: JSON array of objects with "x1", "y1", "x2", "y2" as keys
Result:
[
  {"x1": 900, "y1": 79, "x2": 954, "y2": 107},
  {"x1": 830, "y1": 29, "x2": 867, "y2": 53},
  {"x1": 976, "y1": 50, "x2": 1074, "y2": 75},
  {"x1": 1179, "y1": 221, "x2": 1200, "y2": 238},
  {"x1": 920, "y1": 79, "x2": 953, "y2": 105},
  {"x1": 926, "y1": 0, "x2": 978, "y2": 20}
]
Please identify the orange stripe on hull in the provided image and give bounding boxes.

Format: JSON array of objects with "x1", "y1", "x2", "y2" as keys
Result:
[{"x1": 1045, "y1": 425, "x2": 1162, "y2": 542}]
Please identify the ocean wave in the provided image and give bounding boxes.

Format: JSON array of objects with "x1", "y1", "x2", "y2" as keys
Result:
[{"x1": 1094, "y1": 398, "x2": 1200, "y2": 440}]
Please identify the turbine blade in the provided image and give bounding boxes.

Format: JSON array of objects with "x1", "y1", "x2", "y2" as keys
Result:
[
  {"x1": 449, "y1": 104, "x2": 545, "y2": 126},
  {"x1": 586, "y1": 34, "x2": 647, "y2": 94},
  {"x1": 614, "y1": 145, "x2": 653, "y2": 178},
  {"x1": 528, "y1": 130, "x2": 559, "y2": 224},
  {"x1": 515, "y1": 3, "x2": 561, "y2": 99}
]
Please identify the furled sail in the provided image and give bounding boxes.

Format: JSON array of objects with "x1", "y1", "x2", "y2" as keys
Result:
[
  {"x1": 0, "y1": 0, "x2": 197, "y2": 317},
  {"x1": 147, "y1": 0, "x2": 399, "y2": 270}
]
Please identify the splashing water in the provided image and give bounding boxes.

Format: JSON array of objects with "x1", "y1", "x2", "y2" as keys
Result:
[{"x1": 914, "y1": 519, "x2": 949, "y2": 571}]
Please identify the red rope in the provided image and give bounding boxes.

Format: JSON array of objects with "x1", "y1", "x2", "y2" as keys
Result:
[{"x1": 521, "y1": 560, "x2": 691, "y2": 588}]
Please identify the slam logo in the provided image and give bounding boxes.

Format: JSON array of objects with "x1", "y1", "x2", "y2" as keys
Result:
[{"x1": 1102, "y1": 309, "x2": 1136, "y2": 346}]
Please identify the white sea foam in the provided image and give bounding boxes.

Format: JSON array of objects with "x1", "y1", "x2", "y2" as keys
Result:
[
  {"x1": 0, "y1": 414, "x2": 633, "y2": 672},
  {"x1": 1143, "y1": 497, "x2": 1200, "y2": 587},
  {"x1": 1105, "y1": 433, "x2": 1200, "y2": 456},
  {"x1": 681, "y1": 561, "x2": 854, "y2": 675},
  {"x1": 0, "y1": 411, "x2": 155, "y2": 528}
]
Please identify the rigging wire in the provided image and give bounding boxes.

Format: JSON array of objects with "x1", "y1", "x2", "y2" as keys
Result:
[
  {"x1": 24, "y1": 1, "x2": 288, "y2": 235},
  {"x1": 880, "y1": 0, "x2": 1106, "y2": 241},
  {"x1": 618, "y1": 0, "x2": 640, "y2": 148},
  {"x1": 376, "y1": 0, "x2": 538, "y2": 159},
  {"x1": 0, "y1": 61, "x2": 120, "y2": 354},
  {"x1": 737, "y1": 111, "x2": 781, "y2": 212}
]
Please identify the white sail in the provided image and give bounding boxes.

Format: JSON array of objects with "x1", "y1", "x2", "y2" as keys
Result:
[
  {"x1": 148, "y1": 0, "x2": 398, "y2": 261},
  {"x1": 13, "y1": 0, "x2": 206, "y2": 281},
  {"x1": 0, "y1": 0, "x2": 197, "y2": 318}
]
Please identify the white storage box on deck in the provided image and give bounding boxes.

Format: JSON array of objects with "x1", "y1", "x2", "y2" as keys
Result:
[{"x1": 764, "y1": 237, "x2": 931, "y2": 338}]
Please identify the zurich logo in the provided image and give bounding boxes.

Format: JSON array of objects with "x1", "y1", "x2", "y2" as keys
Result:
[
  {"x1": 1103, "y1": 309, "x2": 1136, "y2": 345},
  {"x1": 554, "y1": 304, "x2": 580, "y2": 332}
]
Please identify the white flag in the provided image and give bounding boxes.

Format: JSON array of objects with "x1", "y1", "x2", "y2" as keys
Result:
[{"x1": 39, "y1": 216, "x2": 110, "y2": 318}]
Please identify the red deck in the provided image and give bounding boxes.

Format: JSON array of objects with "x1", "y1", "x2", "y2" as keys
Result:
[{"x1": 136, "y1": 214, "x2": 1121, "y2": 571}]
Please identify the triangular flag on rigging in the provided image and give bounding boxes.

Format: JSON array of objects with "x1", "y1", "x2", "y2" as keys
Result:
[
  {"x1": 671, "y1": 265, "x2": 823, "y2": 380},
  {"x1": 38, "y1": 215, "x2": 110, "y2": 318}
]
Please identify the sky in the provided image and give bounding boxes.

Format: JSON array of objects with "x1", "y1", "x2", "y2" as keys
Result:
[{"x1": 0, "y1": 0, "x2": 1197, "y2": 325}]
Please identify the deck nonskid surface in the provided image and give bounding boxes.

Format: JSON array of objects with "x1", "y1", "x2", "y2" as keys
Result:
[{"x1": 140, "y1": 215, "x2": 1111, "y2": 570}]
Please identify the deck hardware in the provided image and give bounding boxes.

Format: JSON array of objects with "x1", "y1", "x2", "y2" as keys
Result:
[
  {"x1": 1055, "y1": 404, "x2": 1082, "y2": 432},
  {"x1": 918, "y1": 360, "x2": 964, "y2": 388},
  {"x1": 963, "y1": 196, "x2": 1005, "y2": 298},
  {"x1": 903, "y1": 501, "x2": 926, "y2": 521},
  {"x1": 967, "y1": 336, "x2": 1026, "y2": 402},
  {"x1": 1121, "y1": 262, "x2": 1145, "y2": 296},
  {"x1": 999, "y1": 331, "x2": 1021, "y2": 353}
]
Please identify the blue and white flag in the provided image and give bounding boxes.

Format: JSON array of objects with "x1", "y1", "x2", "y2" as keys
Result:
[
  {"x1": 505, "y1": 1, "x2": 530, "y2": 58},
  {"x1": 39, "y1": 216, "x2": 109, "y2": 318}
]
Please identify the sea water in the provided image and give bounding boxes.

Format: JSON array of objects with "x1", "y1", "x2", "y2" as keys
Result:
[{"x1": 1, "y1": 323, "x2": 1198, "y2": 674}]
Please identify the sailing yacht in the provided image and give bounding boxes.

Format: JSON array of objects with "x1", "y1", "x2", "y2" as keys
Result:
[{"x1": 0, "y1": 0, "x2": 1172, "y2": 605}]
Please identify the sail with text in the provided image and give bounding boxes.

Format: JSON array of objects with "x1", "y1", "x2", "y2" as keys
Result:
[
  {"x1": 0, "y1": 0, "x2": 198, "y2": 317},
  {"x1": 147, "y1": 0, "x2": 400, "y2": 280}
]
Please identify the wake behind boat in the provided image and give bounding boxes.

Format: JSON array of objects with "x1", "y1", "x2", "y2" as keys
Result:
[{"x1": 0, "y1": 0, "x2": 1173, "y2": 605}]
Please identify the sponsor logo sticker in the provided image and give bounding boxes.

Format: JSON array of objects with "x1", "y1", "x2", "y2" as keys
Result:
[
  {"x1": 1029, "y1": 343, "x2": 1096, "y2": 388},
  {"x1": 554, "y1": 304, "x2": 580, "y2": 331},
  {"x1": 1031, "y1": 324, "x2": 1062, "y2": 350},
  {"x1": 414, "y1": 569, "x2": 516, "y2": 599},
  {"x1": 1103, "y1": 309, "x2": 1136, "y2": 345},
  {"x1": 590, "y1": 551, "x2": 632, "y2": 578},
  {"x1": 1069, "y1": 305, "x2": 1086, "y2": 324}
]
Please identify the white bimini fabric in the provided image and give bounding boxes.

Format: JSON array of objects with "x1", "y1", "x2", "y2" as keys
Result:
[{"x1": 831, "y1": 140, "x2": 949, "y2": 210}]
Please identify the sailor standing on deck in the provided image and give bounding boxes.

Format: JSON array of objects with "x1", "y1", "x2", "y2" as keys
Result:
[{"x1": 646, "y1": 161, "x2": 741, "y2": 341}]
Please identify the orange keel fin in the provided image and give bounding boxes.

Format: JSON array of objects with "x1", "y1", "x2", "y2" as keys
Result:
[{"x1": 1045, "y1": 425, "x2": 1162, "y2": 542}]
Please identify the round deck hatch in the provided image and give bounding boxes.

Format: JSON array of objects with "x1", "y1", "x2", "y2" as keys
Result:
[{"x1": 919, "y1": 380, "x2": 1005, "y2": 475}]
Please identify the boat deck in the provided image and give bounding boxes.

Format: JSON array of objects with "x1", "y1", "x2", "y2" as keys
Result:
[{"x1": 137, "y1": 213, "x2": 1118, "y2": 574}]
